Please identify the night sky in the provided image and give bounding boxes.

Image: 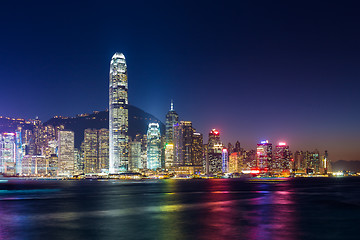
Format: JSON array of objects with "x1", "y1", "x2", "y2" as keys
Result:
[{"x1": 1, "y1": 1, "x2": 360, "y2": 161}]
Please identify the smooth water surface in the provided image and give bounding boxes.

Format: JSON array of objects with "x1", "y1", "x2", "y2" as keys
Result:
[{"x1": 0, "y1": 178, "x2": 360, "y2": 240}]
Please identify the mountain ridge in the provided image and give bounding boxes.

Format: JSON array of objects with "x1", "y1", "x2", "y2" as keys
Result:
[
  {"x1": 1, "y1": 105, "x2": 165, "y2": 149},
  {"x1": 44, "y1": 105, "x2": 165, "y2": 148}
]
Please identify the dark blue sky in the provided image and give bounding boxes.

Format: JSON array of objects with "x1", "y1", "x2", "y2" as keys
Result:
[{"x1": 1, "y1": 0, "x2": 360, "y2": 160}]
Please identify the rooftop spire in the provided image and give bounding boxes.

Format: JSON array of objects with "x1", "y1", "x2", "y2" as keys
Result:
[{"x1": 170, "y1": 99, "x2": 174, "y2": 111}]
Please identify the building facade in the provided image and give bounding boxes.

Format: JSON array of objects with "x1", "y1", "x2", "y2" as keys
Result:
[
  {"x1": 109, "y1": 52, "x2": 129, "y2": 173},
  {"x1": 58, "y1": 130, "x2": 75, "y2": 176},
  {"x1": 174, "y1": 121, "x2": 194, "y2": 166},
  {"x1": 273, "y1": 142, "x2": 290, "y2": 172},
  {"x1": 207, "y1": 129, "x2": 223, "y2": 174},
  {"x1": 147, "y1": 123, "x2": 161, "y2": 170},
  {"x1": 192, "y1": 132, "x2": 203, "y2": 167},
  {"x1": 0, "y1": 133, "x2": 16, "y2": 174},
  {"x1": 256, "y1": 140, "x2": 272, "y2": 170},
  {"x1": 165, "y1": 100, "x2": 179, "y2": 144}
]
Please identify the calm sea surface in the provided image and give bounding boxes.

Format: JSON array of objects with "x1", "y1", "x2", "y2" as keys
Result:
[{"x1": 0, "y1": 178, "x2": 360, "y2": 240}]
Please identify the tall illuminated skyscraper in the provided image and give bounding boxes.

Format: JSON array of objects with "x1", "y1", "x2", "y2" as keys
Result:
[
  {"x1": 83, "y1": 129, "x2": 99, "y2": 174},
  {"x1": 207, "y1": 129, "x2": 223, "y2": 174},
  {"x1": 0, "y1": 133, "x2": 16, "y2": 174},
  {"x1": 192, "y1": 132, "x2": 203, "y2": 166},
  {"x1": 58, "y1": 130, "x2": 75, "y2": 176},
  {"x1": 109, "y1": 52, "x2": 129, "y2": 173},
  {"x1": 174, "y1": 121, "x2": 194, "y2": 166},
  {"x1": 165, "y1": 100, "x2": 179, "y2": 144},
  {"x1": 222, "y1": 148, "x2": 229, "y2": 173},
  {"x1": 98, "y1": 129, "x2": 109, "y2": 172},
  {"x1": 273, "y1": 142, "x2": 290, "y2": 171},
  {"x1": 256, "y1": 140, "x2": 272, "y2": 169},
  {"x1": 147, "y1": 123, "x2": 161, "y2": 170},
  {"x1": 164, "y1": 143, "x2": 174, "y2": 169}
]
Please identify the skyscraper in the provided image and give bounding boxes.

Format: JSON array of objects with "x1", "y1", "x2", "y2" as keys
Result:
[
  {"x1": 229, "y1": 152, "x2": 244, "y2": 173},
  {"x1": 58, "y1": 130, "x2": 75, "y2": 176},
  {"x1": 293, "y1": 151, "x2": 306, "y2": 172},
  {"x1": 82, "y1": 128, "x2": 109, "y2": 174},
  {"x1": 256, "y1": 140, "x2": 272, "y2": 170},
  {"x1": 174, "y1": 121, "x2": 194, "y2": 166},
  {"x1": 273, "y1": 142, "x2": 290, "y2": 172},
  {"x1": 165, "y1": 100, "x2": 179, "y2": 144},
  {"x1": 15, "y1": 131, "x2": 23, "y2": 175},
  {"x1": 222, "y1": 148, "x2": 229, "y2": 173},
  {"x1": 147, "y1": 123, "x2": 161, "y2": 170},
  {"x1": 306, "y1": 150, "x2": 320, "y2": 174},
  {"x1": 129, "y1": 140, "x2": 142, "y2": 171},
  {"x1": 234, "y1": 141, "x2": 241, "y2": 152},
  {"x1": 0, "y1": 133, "x2": 16, "y2": 174},
  {"x1": 207, "y1": 129, "x2": 223, "y2": 174},
  {"x1": 192, "y1": 132, "x2": 203, "y2": 167},
  {"x1": 83, "y1": 129, "x2": 98, "y2": 174},
  {"x1": 109, "y1": 52, "x2": 129, "y2": 173},
  {"x1": 164, "y1": 143, "x2": 174, "y2": 170},
  {"x1": 98, "y1": 129, "x2": 109, "y2": 172}
]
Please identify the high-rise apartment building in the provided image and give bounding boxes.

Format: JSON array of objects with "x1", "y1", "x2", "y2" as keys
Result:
[
  {"x1": 243, "y1": 150, "x2": 256, "y2": 169},
  {"x1": 48, "y1": 154, "x2": 58, "y2": 176},
  {"x1": 0, "y1": 133, "x2": 16, "y2": 174},
  {"x1": 320, "y1": 150, "x2": 331, "y2": 174},
  {"x1": 234, "y1": 141, "x2": 241, "y2": 152},
  {"x1": 227, "y1": 143, "x2": 234, "y2": 154},
  {"x1": 165, "y1": 143, "x2": 174, "y2": 170},
  {"x1": 222, "y1": 148, "x2": 229, "y2": 173},
  {"x1": 98, "y1": 129, "x2": 109, "y2": 172},
  {"x1": 109, "y1": 52, "x2": 129, "y2": 173},
  {"x1": 21, "y1": 155, "x2": 46, "y2": 176},
  {"x1": 306, "y1": 150, "x2": 320, "y2": 174},
  {"x1": 58, "y1": 130, "x2": 75, "y2": 176},
  {"x1": 273, "y1": 142, "x2": 290, "y2": 171},
  {"x1": 293, "y1": 151, "x2": 306, "y2": 171},
  {"x1": 207, "y1": 129, "x2": 223, "y2": 174},
  {"x1": 256, "y1": 140, "x2": 272, "y2": 170},
  {"x1": 192, "y1": 132, "x2": 203, "y2": 167},
  {"x1": 147, "y1": 123, "x2": 161, "y2": 170},
  {"x1": 229, "y1": 152, "x2": 244, "y2": 173},
  {"x1": 129, "y1": 140, "x2": 142, "y2": 171},
  {"x1": 130, "y1": 134, "x2": 148, "y2": 170},
  {"x1": 15, "y1": 130, "x2": 24, "y2": 175},
  {"x1": 83, "y1": 129, "x2": 98, "y2": 174},
  {"x1": 82, "y1": 128, "x2": 109, "y2": 174},
  {"x1": 174, "y1": 121, "x2": 194, "y2": 166},
  {"x1": 74, "y1": 148, "x2": 83, "y2": 175}
]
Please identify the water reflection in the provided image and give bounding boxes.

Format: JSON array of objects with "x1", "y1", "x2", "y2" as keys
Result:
[
  {"x1": 246, "y1": 181, "x2": 299, "y2": 240},
  {"x1": 0, "y1": 179, "x2": 303, "y2": 240},
  {"x1": 158, "y1": 179, "x2": 182, "y2": 239},
  {"x1": 199, "y1": 179, "x2": 238, "y2": 239}
]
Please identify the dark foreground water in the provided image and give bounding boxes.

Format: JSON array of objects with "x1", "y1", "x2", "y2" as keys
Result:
[{"x1": 0, "y1": 178, "x2": 360, "y2": 240}]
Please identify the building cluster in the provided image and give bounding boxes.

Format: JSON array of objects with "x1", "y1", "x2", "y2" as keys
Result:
[{"x1": 0, "y1": 53, "x2": 331, "y2": 178}]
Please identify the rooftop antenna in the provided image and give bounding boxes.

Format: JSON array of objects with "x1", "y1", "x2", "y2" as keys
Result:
[{"x1": 170, "y1": 99, "x2": 174, "y2": 111}]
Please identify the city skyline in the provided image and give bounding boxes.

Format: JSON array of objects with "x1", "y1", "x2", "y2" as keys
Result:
[{"x1": 1, "y1": 1, "x2": 360, "y2": 161}]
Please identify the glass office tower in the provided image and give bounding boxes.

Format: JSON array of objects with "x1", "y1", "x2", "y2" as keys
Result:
[{"x1": 109, "y1": 53, "x2": 129, "y2": 173}]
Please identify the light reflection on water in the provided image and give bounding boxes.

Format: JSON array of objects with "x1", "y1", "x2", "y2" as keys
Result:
[{"x1": 0, "y1": 178, "x2": 359, "y2": 240}]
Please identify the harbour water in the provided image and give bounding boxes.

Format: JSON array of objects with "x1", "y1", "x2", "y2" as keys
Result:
[{"x1": 0, "y1": 178, "x2": 359, "y2": 240}]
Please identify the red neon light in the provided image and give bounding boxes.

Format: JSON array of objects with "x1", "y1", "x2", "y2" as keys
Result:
[{"x1": 250, "y1": 168, "x2": 261, "y2": 174}]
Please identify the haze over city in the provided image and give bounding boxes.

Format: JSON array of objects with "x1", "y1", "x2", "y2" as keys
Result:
[{"x1": 1, "y1": 0, "x2": 359, "y2": 161}]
